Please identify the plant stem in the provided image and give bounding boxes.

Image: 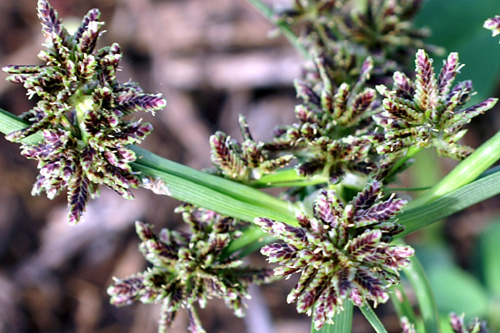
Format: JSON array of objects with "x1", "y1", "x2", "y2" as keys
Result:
[
  {"x1": 220, "y1": 224, "x2": 269, "y2": 259},
  {"x1": 385, "y1": 146, "x2": 422, "y2": 181},
  {"x1": 248, "y1": 168, "x2": 327, "y2": 188},
  {"x1": 245, "y1": 0, "x2": 310, "y2": 59},
  {"x1": 389, "y1": 283, "x2": 418, "y2": 330},
  {"x1": 400, "y1": 245, "x2": 440, "y2": 333}
]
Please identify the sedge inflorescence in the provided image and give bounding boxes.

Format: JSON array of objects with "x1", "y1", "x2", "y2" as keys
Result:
[
  {"x1": 256, "y1": 181, "x2": 413, "y2": 329},
  {"x1": 449, "y1": 313, "x2": 489, "y2": 333},
  {"x1": 107, "y1": 205, "x2": 274, "y2": 333},
  {"x1": 374, "y1": 49, "x2": 498, "y2": 159},
  {"x1": 205, "y1": 4, "x2": 500, "y2": 328},
  {"x1": 3, "y1": 0, "x2": 166, "y2": 223},
  {"x1": 484, "y1": 15, "x2": 500, "y2": 41},
  {"x1": 209, "y1": 0, "x2": 438, "y2": 185},
  {"x1": 210, "y1": 47, "x2": 498, "y2": 185},
  {"x1": 275, "y1": 0, "x2": 441, "y2": 76},
  {"x1": 5, "y1": 0, "x2": 500, "y2": 331},
  {"x1": 209, "y1": 2, "x2": 498, "y2": 185}
]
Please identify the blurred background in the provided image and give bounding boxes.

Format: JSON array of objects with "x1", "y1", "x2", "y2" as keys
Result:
[{"x1": 1, "y1": 0, "x2": 500, "y2": 332}]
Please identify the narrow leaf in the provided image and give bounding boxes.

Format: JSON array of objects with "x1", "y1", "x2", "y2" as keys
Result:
[
  {"x1": 409, "y1": 127, "x2": 500, "y2": 207},
  {"x1": 359, "y1": 304, "x2": 388, "y2": 333},
  {"x1": 311, "y1": 299, "x2": 353, "y2": 333},
  {"x1": 399, "y1": 168, "x2": 500, "y2": 236}
]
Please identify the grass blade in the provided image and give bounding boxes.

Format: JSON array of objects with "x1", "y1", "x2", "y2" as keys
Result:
[
  {"x1": 409, "y1": 128, "x2": 500, "y2": 207},
  {"x1": 132, "y1": 163, "x2": 297, "y2": 225},
  {"x1": 359, "y1": 304, "x2": 388, "y2": 333},
  {"x1": 397, "y1": 168, "x2": 500, "y2": 237},
  {"x1": 311, "y1": 300, "x2": 353, "y2": 333},
  {"x1": 0, "y1": 108, "x2": 42, "y2": 145}
]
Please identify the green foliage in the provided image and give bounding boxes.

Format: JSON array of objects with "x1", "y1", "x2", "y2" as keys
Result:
[{"x1": 429, "y1": 265, "x2": 489, "y2": 318}]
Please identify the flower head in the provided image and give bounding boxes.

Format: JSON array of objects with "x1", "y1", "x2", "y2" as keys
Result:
[
  {"x1": 3, "y1": 0, "x2": 166, "y2": 223},
  {"x1": 484, "y1": 15, "x2": 500, "y2": 42},
  {"x1": 108, "y1": 205, "x2": 274, "y2": 333},
  {"x1": 374, "y1": 49, "x2": 498, "y2": 159},
  {"x1": 450, "y1": 313, "x2": 489, "y2": 333},
  {"x1": 401, "y1": 317, "x2": 417, "y2": 333},
  {"x1": 256, "y1": 181, "x2": 413, "y2": 329},
  {"x1": 263, "y1": 55, "x2": 385, "y2": 183},
  {"x1": 275, "y1": 0, "x2": 436, "y2": 71},
  {"x1": 210, "y1": 115, "x2": 294, "y2": 180}
]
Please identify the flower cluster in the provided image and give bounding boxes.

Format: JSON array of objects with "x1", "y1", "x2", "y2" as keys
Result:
[
  {"x1": 400, "y1": 317, "x2": 416, "y2": 333},
  {"x1": 3, "y1": 0, "x2": 166, "y2": 223},
  {"x1": 450, "y1": 313, "x2": 489, "y2": 333},
  {"x1": 264, "y1": 55, "x2": 382, "y2": 183},
  {"x1": 210, "y1": 115, "x2": 294, "y2": 180},
  {"x1": 210, "y1": 6, "x2": 499, "y2": 186},
  {"x1": 275, "y1": 0, "x2": 436, "y2": 72},
  {"x1": 256, "y1": 181, "x2": 413, "y2": 329},
  {"x1": 484, "y1": 15, "x2": 500, "y2": 41},
  {"x1": 374, "y1": 49, "x2": 498, "y2": 159},
  {"x1": 108, "y1": 205, "x2": 274, "y2": 333},
  {"x1": 210, "y1": 54, "x2": 393, "y2": 184}
]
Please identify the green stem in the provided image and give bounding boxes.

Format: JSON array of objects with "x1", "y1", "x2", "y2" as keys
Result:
[
  {"x1": 245, "y1": 0, "x2": 310, "y2": 59},
  {"x1": 389, "y1": 283, "x2": 418, "y2": 330},
  {"x1": 248, "y1": 168, "x2": 327, "y2": 188},
  {"x1": 399, "y1": 244, "x2": 440, "y2": 333},
  {"x1": 359, "y1": 304, "x2": 388, "y2": 333},
  {"x1": 232, "y1": 234, "x2": 276, "y2": 259},
  {"x1": 386, "y1": 186, "x2": 431, "y2": 192},
  {"x1": 385, "y1": 146, "x2": 422, "y2": 181},
  {"x1": 220, "y1": 224, "x2": 269, "y2": 259}
]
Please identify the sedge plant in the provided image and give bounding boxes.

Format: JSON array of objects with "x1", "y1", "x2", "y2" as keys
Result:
[{"x1": 2, "y1": 0, "x2": 500, "y2": 332}]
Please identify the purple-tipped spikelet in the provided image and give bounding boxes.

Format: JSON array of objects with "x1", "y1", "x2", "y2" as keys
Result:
[
  {"x1": 262, "y1": 55, "x2": 385, "y2": 184},
  {"x1": 210, "y1": 115, "x2": 294, "y2": 180},
  {"x1": 400, "y1": 317, "x2": 416, "y2": 333},
  {"x1": 3, "y1": 0, "x2": 166, "y2": 223},
  {"x1": 449, "y1": 313, "x2": 489, "y2": 333},
  {"x1": 484, "y1": 15, "x2": 500, "y2": 42},
  {"x1": 108, "y1": 205, "x2": 274, "y2": 333},
  {"x1": 256, "y1": 181, "x2": 412, "y2": 330},
  {"x1": 275, "y1": 0, "x2": 436, "y2": 73},
  {"x1": 374, "y1": 49, "x2": 498, "y2": 159}
]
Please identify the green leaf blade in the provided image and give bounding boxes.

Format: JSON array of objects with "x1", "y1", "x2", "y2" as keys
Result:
[{"x1": 312, "y1": 300, "x2": 353, "y2": 333}]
